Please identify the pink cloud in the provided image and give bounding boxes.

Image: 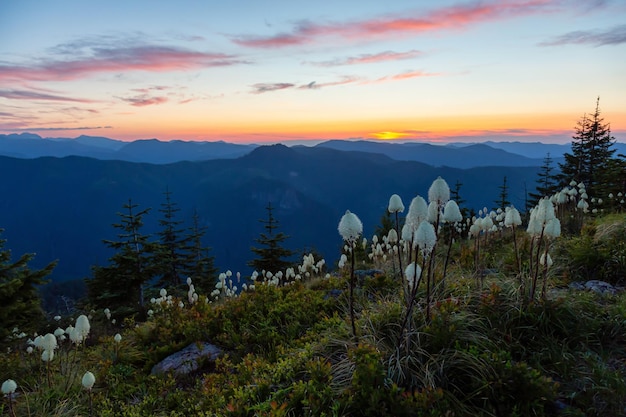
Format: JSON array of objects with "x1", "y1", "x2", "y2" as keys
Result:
[
  {"x1": 232, "y1": 0, "x2": 557, "y2": 48},
  {"x1": 0, "y1": 46, "x2": 245, "y2": 82},
  {"x1": 370, "y1": 70, "x2": 440, "y2": 83},
  {"x1": 311, "y1": 50, "x2": 423, "y2": 67}
]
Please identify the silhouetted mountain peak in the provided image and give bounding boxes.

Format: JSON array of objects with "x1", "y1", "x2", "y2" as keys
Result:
[{"x1": 244, "y1": 143, "x2": 297, "y2": 160}]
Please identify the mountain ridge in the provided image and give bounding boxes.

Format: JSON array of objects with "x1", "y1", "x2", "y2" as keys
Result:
[{"x1": 0, "y1": 145, "x2": 541, "y2": 283}]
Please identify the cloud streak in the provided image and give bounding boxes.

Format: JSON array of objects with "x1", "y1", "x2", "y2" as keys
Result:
[
  {"x1": 0, "y1": 89, "x2": 96, "y2": 103},
  {"x1": 7, "y1": 126, "x2": 113, "y2": 132},
  {"x1": 232, "y1": 0, "x2": 559, "y2": 48},
  {"x1": 539, "y1": 24, "x2": 626, "y2": 46},
  {"x1": 310, "y1": 50, "x2": 423, "y2": 66},
  {"x1": 0, "y1": 45, "x2": 245, "y2": 82},
  {"x1": 251, "y1": 83, "x2": 295, "y2": 94},
  {"x1": 119, "y1": 95, "x2": 169, "y2": 107},
  {"x1": 370, "y1": 70, "x2": 440, "y2": 83}
]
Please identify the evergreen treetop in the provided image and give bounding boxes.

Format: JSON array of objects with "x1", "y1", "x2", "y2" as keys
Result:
[
  {"x1": 87, "y1": 200, "x2": 156, "y2": 318},
  {"x1": 248, "y1": 202, "x2": 294, "y2": 274},
  {"x1": 529, "y1": 153, "x2": 559, "y2": 205},
  {"x1": 559, "y1": 97, "x2": 616, "y2": 196},
  {"x1": 0, "y1": 229, "x2": 56, "y2": 344}
]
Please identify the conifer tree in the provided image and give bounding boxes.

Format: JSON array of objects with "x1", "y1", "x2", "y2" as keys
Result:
[
  {"x1": 451, "y1": 180, "x2": 471, "y2": 219},
  {"x1": 154, "y1": 188, "x2": 191, "y2": 288},
  {"x1": 529, "y1": 153, "x2": 559, "y2": 204},
  {"x1": 248, "y1": 202, "x2": 294, "y2": 273},
  {"x1": 87, "y1": 200, "x2": 156, "y2": 318},
  {"x1": 0, "y1": 230, "x2": 55, "y2": 344},
  {"x1": 494, "y1": 176, "x2": 511, "y2": 209},
  {"x1": 182, "y1": 209, "x2": 217, "y2": 293},
  {"x1": 559, "y1": 97, "x2": 616, "y2": 196}
]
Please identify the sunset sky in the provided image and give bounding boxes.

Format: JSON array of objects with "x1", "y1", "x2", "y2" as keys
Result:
[{"x1": 1, "y1": 0, "x2": 625, "y2": 144}]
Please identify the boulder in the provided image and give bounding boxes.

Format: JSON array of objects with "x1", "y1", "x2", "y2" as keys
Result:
[
  {"x1": 584, "y1": 280, "x2": 617, "y2": 295},
  {"x1": 151, "y1": 342, "x2": 221, "y2": 376}
]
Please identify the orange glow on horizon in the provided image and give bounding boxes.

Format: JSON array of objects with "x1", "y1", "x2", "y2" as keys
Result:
[{"x1": 49, "y1": 110, "x2": 626, "y2": 144}]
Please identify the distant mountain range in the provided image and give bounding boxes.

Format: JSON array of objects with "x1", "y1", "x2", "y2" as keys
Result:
[
  {"x1": 0, "y1": 132, "x2": 601, "y2": 168},
  {"x1": 0, "y1": 133, "x2": 257, "y2": 163},
  {"x1": 1, "y1": 144, "x2": 542, "y2": 285}
]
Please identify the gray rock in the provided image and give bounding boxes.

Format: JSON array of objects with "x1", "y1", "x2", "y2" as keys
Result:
[
  {"x1": 567, "y1": 282, "x2": 586, "y2": 291},
  {"x1": 584, "y1": 280, "x2": 617, "y2": 295},
  {"x1": 151, "y1": 342, "x2": 221, "y2": 376}
]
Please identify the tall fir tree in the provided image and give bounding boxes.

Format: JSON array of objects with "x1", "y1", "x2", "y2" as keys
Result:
[
  {"x1": 182, "y1": 209, "x2": 217, "y2": 294},
  {"x1": 154, "y1": 188, "x2": 191, "y2": 288},
  {"x1": 494, "y1": 176, "x2": 511, "y2": 209},
  {"x1": 0, "y1": 229, "x2": 56, "y2": 344},
  {"x1": 87, "y1": 200, "x2": 156, "y2": 318},
  {"x1": 451, "y1": 180, "x2": 472, "y2": 220},
  {"x1": 559, "y1": 97, "x2": 616, "y2": 196},
  {"x1": 529, "y1": 153, "x2": 559, "y2": 205},
  {"x1": 248, "y1": 202, "x2": 294, "y2": 273}
]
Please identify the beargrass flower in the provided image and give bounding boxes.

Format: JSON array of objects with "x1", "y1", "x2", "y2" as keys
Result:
[
  {"x1": 540, "y1": 253, "x2": 553, "y2": 267},
  {"x1": 443, "y1": 200, "x2": 462, "y2": 223},
  {"x1": 42, "y1": 333, "x2": 57, "y2": 352},
  {"x1": 1, "y1": 379, "x2": 16, "y2": 395},
  {"x1": 75, "y1": 315, "x2": 90, "y2": 342},
  {"x1": 428, "y1": 176, "x2": 450, "y2": 207},
  {"x1": 427, "y1": 201, "x2": 439, "y2": 223},
  {"x1": 82, "y1": 371, "x2": 95, "y2": 390},
  {"x1": 406, "y1": 196, "x2": 428, "y2": 230},
  {"x1": 388, "y1": 194, "x2": 405, "y2": 213},
  {"x1": 415, "y1": 221, "x2": 436, "y2": 255},
  {"x1": 338, "y1": 210, "x2": 363, "y2": 243},
  {"x1": 544, "y1": 218, "x2": 561, "y2": 238},
  {"x1": 404, "y1": 262, "x2": 422, "y2": 291},
  {"x1": 41, "y1": 349, "x2": 54, "y2": 362},
  {"x1": 504, "y1": 206, "x2": 522, "y2": 227},
  {"x1": 387, "y1": 228, "x2": 398, "y2": 244},
  {"x1": 114, "y1": 334, "x2": 122, "y2": 343}
]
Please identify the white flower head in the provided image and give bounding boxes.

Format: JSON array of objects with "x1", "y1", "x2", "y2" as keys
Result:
[
  {"x1": 406, "y1": 196, "x2": 428, "y2": 230},
  {"x1": 428, "y1": 176, "x2": 450, "y2": 207},
  {"x1": 414, "y1": 221, "x2": 437, "y2": 254},
  {"x1": 387, "y1": 228, "x2": 398, "y2": 244},
  {"x1": 427, "y1": 201, "x2": 440, "y2": 223},
  {"x1": 114, "y1": 334, "x2": 122, "y2": 343},
  {"x1": 544, "y1": 218, "x2": 561, "y2": 239},
  {"x1": 42, "y1": 333, "x2": 57, "y2": 352},
  {"x1": 75, "y1": 315, "x2": 90, "y2": 340},
  {"x1": 401, "y1": 223, "x2": 412, "y2": 242},
  {"x1": 388, "y1": 194, "x2": 405, "y2": 213},
  {"x1": 540, "y1": 253, "x2": 553, "y2": 267},
  {"x1": 404, "y1": 262, "x2": 422, "y2": 290},
  {"x1": 442, "y1": 200, "x2": 462, "y2": 223},
  {"x1": 82, "y1": 371, "x2": 95, "y2": 390},
  {"x1": 504, "y1": 206, "x2": 522, "y2": 227},
  {"x1": 41, "y1": 349, "x2": 54, "y2": 362},
  {"x1": 338, "y1": 210, "x2": 363, "y2": 243},
  {"x1": 1, "y1": 379, "x2": 17, "y2": 395}
]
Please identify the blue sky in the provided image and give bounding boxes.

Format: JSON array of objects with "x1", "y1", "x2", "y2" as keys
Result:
[{"x1": 1, "y1": 0, "x2": 625, "y2": 143}]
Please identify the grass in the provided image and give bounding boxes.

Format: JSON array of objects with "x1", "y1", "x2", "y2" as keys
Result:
[{"x1": 2, "y1": 213, "x2": 626, "y2": 416}]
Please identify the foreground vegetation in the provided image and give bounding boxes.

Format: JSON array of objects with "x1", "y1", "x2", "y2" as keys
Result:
[{"x1": 2, "y1": 204, "x2": 626, "y2": 416}]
